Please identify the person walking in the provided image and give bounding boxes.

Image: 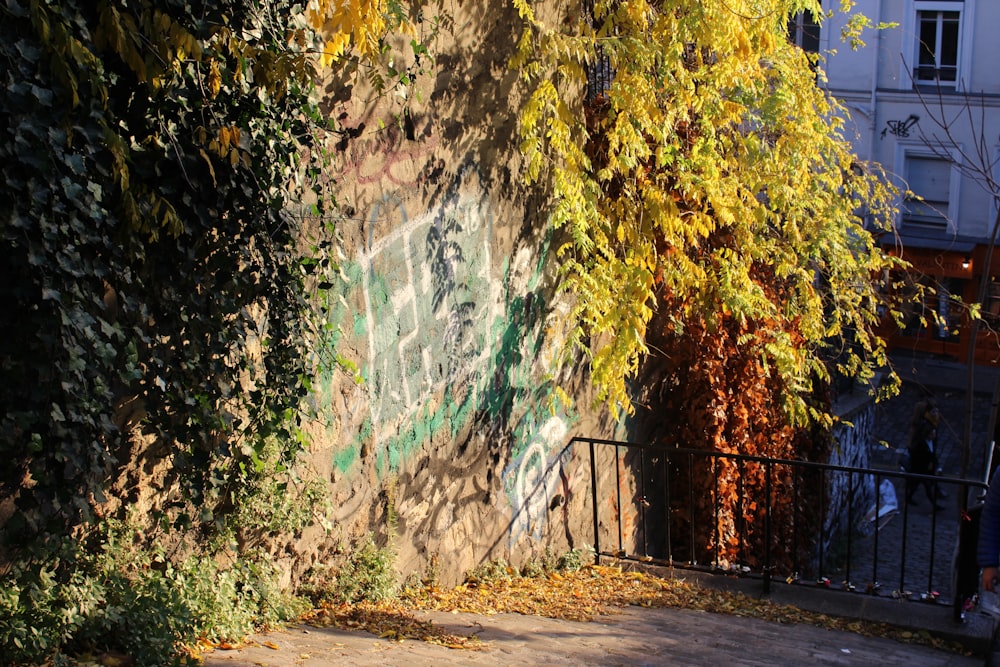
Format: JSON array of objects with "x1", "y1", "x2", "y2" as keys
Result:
[{"x1": 905, "y1": 402, "x2": 946, "y2": 510}]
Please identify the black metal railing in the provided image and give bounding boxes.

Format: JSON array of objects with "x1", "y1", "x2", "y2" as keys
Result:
[
  {"x1": 574, "y1": 436, "x2": 988, "y2": 608},
  {"x1": 583, "y1": 0, "x2": 613, "y2": 101}
]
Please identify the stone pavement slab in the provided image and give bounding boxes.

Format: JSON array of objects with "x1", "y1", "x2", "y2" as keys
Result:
[{"x1": 203, "y1": 605, "x2": 983, "y2": 667}]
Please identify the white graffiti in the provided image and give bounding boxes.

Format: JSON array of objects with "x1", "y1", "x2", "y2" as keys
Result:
[
  {"x1": 506, "y1": 417, "x2": 569, "y2": 546},
  {"x1": 353, "y1": 173, "x2": 498, "y2": 447}
]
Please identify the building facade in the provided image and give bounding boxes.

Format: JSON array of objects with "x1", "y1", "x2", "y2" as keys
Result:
[{"x1": 820, "y1": 0, "x2": 1000, "y2": 364}]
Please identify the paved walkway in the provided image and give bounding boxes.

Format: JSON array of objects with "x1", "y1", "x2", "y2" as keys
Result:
[
  {"x1": 204, "y1": 605, "x2": 982, "y2": 666},
  {"x1": 836, "y1": 381, "x2": 994, "y2": 608}
]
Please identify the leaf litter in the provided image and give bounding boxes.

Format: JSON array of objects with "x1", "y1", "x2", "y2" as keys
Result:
[{"x1": 298, "y1": 564, "x2": 970, "y2": 656}]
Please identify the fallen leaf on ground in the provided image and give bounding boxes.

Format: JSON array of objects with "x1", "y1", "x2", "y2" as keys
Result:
[
  {"x1": 231, "y1": 564, "x2": 969, "y2": 659},
  {"x1": 303, "y1": 601, "x2": 485, "y2": 650},
  {"x1": 397, "y1": 565, "x2": 971, "y2": 656}
]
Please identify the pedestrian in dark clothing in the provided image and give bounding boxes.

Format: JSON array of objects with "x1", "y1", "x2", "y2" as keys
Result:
[
  {"x1": 978, "y1": 468, "x2": 1000, "y2": 592},
  {"x1": 906, "y1": 418, "x2": 946, "y2": 510}
]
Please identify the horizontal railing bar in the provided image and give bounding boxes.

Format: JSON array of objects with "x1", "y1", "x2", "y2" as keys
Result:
[{"x1": 570, "y1": 436, "x2": 986, "y2": 491}]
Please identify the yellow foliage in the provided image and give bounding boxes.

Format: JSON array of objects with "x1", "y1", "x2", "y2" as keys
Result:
[
  {"x1": 309, "y1": 0, "x2": 409, "y2": 68},
  {"x1": 513, "y1": 0, "x2": 903, "y2": 423}
]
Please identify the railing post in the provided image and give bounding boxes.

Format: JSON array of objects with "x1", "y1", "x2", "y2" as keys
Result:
[
  {"x1": 900, "y1": 476, "x2": 910, "y2": 595},
  {"x1": 589, "y1": 439, "x2": 600, "y2": 564},
  {"x1": 737, "y1": 460, "x2": 746, "y2": 568},
  {"x1": 763, "y1": 460, "x2": 772, "y2": 596},
  {"x1": 639, "y1": 449, "x2": 648, "y2": 559},
  {"x1": 792, "y1": 465, "x2": 800, "y2": 579},
  {"x1": 712, "y1": 457, "x2": 720, "y2": 568},
  {"x1": 845, "y1": 471, "x2": 855, "y2": 591},
  {"x1": 819, "y1": 468, "x2": 827, "y2": 580},
  {"x1": 688, "y1": 451, "x2": 696, "y2": 565},
  {"x1": 664, "y1": 449, "x2": 672, "y2": 565},
  {"x1": 871, "y1": 473, "x2": 880, "y2": 592},
  {"x1": 616, "y1": 443, "x2": 623, "y2": 557},
  {"x1": 927, "y1": 488, "x2": 938, "y2": 596}
]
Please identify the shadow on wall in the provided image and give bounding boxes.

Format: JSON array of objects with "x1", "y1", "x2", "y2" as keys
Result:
[
  {"x1": 296, "y1": 2, "x2": 610, "y2": 582},
  {"x1": 319, "y1": 0, "x2": 526, "y2": 213}
]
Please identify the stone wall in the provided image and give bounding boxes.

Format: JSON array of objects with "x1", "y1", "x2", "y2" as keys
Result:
[
  {"x1": 288, "y1": 2, "x2": 612, "y2": 586},
  {"x1": 284, "y1": 2, "x2": 883, "y2": 588}
]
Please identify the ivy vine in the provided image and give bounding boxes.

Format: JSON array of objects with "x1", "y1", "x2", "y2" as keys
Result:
[{"x1": 0, "y1": 0, "x2": 337, "y2": 549}]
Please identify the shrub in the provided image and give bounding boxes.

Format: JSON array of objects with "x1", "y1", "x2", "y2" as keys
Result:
[
  {"x1": 557, "y1": 546, "x2": 593, "y2": 572},
  {"x1": 326, "y1": 536, "x2": 398, "y2": 604},
  {"x1": 0, "y1": 522, "x2": 308, "y2": 666},
  {"x1": 466, "y1": 559, "x2": 515, "y2": 584}
]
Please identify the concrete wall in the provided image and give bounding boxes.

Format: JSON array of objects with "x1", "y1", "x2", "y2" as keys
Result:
[
  {"x1": 828, "y1": 395, "x2": 880, "y2": 549},
  {"x1": 825, "y1": 0, "x2": 1000, "y2": 244}
]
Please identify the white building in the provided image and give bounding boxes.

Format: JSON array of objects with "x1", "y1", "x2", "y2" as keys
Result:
[{"x1": 816, "y1": 1, "x2": 1000, "y2": 364}]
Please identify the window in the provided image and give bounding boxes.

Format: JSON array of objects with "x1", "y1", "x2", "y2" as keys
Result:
[
  {"x1": 788, "y1": 10, "x2": 820, "y2": 54},
  {"x1": 983, "y1": 278, "x2": 1000, "y2": 330},
  {"x1": 913, "y1": 4, "x2": 962, "y2": 85},
  {"x1": 902, "y1": 155, "x2": 952, "y2": 229},
  {"x1": 902, "y1": 1, "x2": 973, "y2": 92}
]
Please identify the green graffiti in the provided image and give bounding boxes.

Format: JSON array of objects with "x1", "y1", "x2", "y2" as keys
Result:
[
  {"x1": 333, "y1": 443, "x2": 359, "y2": 474},
  {"x1": 361, "y1": 381, "x2": 479, "y2": 478},
  {"x1": 316, "y1": 175, "x2": 571, "y2": 478}
]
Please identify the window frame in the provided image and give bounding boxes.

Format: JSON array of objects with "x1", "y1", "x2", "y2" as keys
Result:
[
  {"x1": 788, "y1": 9, "x2": 821, "y2": 55},
  {"x1": 914, "y1": 8, "x2": 960, "y2": 84},
  {"x1": 895, "y1": 144, "x2": 962, "y2": 234},
  {"x1": 903, "y1": 0, "x2": 975, "y2": 91}
]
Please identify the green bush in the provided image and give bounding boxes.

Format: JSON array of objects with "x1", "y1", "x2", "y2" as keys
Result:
[
  {"x1": 520, "y1": 547, "x2": 562, "y2": 577},
  {"x1": 464, "y1": 548, "x2": 593, "y2": 587},
  {"x1": 466, "y1": 558, "x2": 515, "y2": 584},
  {"x1": 0, "y1": 523, "x2": 308, "y2": 666},
  {"x1": 0, "y1": 557, "x2": 103, "y2": 663},
  {"x1": 75, "y1": 565, "x2": 193, "y2": 666},
  {"x1": 327, "y1": 536, "x2": 398, "y2": 604},
  {"x1": 557, "y1": 546, "x2": 593, "y2": 572}
]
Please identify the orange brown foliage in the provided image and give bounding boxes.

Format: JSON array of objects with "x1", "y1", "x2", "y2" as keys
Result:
[{"x1": 638, "y1": 252, "x2": 832, "y2": 573}]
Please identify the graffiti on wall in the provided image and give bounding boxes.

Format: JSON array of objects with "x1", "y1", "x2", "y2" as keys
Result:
[
  {"x1": 503, "y1": 416, "x2": 569, "y2": 545},
  {"x1": 318, "y1": 165, "x2": 501, "y2": 475},
  {"x1": 314, "y1": 155, "x2": 582, "y2": 547},
  {"x1": 880, "y1": 114, "x2": 920, "y2": 140},
  {"x1": 361, "y1": 182, "x2": 493, "y2": 443},
  {"x1": 337, "y1": 113, "x2": 440, "y2": 187}
]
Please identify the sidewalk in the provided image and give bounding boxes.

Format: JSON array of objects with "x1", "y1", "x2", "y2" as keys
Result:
[
  {"x1": 889, "y1": 351, "x2": 1000, "y2": 396},
  {"x1": 203, "y1": 603, "x2": 984, "y2": 666}
]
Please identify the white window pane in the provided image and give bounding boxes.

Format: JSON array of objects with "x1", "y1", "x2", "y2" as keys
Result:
[{"x1": 903, "y1": 156, "x2": 951, "y2": 227}]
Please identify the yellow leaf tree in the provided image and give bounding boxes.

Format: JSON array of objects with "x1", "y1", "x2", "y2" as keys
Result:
[
  {"x1": 311, "y1": 0, "x2": 408, "y2": 66},
  {"x1": 512, "y1": 0, "x2": 908, "y2": 570},
  {"x1": 513, "y1": 0, "x2": 903, "y2": 428}
]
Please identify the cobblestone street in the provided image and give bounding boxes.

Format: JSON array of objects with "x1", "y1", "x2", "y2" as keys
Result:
[{"x1": 849, "y1": 356, "x2": 998, "y2": 608}]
